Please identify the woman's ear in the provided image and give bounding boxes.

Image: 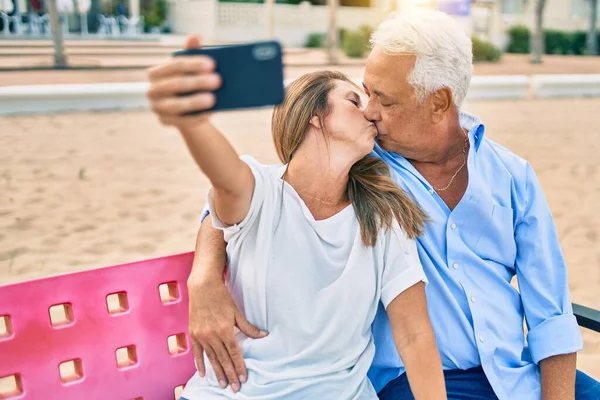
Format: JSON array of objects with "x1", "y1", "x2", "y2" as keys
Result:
[{"x1": 309, "y1": 115, "x2": 321, "y2": 129}]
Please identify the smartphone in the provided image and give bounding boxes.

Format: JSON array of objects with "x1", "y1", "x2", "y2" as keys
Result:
[{"x1": 172, "y1": 41, "x2": 285, "y2": 113}]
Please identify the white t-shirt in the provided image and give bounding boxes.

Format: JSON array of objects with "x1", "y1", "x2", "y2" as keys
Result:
[{"x1": 182, "y1": 156, "x2": 427, "y2": 400}]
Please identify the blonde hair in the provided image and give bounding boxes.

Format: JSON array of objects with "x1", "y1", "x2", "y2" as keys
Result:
[{"x1": 272, "y1": 71, "x2": 427, "y2": 246}]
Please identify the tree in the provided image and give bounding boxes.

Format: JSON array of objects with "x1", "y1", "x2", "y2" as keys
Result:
[
  {"x1": 530, "y1": 0, "x2": 546, "y2": 64},
  {"x1": 587, "y1": 0, "x2": 598, "y2": 55},
  {"x1": 48, "y1": 0, "x2": 68, "y2": 68},
  {"x1": 327, "y1": 0, "x2": 338, "y2": 64},
  {"x1": 266, "y1": 0, "x2": 275, "y2": 38}
]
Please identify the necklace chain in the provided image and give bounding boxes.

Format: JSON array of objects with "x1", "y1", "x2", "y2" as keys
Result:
[
  {"x1": 433, "y1": 131, "x2": 469, "y2": 192},
  {"x1": 298, "y1": 191, "x2": 345, "y2": 206}
]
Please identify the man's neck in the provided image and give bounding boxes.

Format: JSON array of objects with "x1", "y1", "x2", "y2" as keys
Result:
[
  {"x1": 409, "y1": 125, "x2": 470, "y2": 211},
  {"x1": 410, "y1": 124, "x2": 468, "y2": 167}
]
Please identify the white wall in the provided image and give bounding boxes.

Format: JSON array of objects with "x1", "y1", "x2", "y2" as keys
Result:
[
  {"x1": 168, "y1": 0, "x2": 597, "y2": 50},
  {"x1": 167, "y1": 0, "x2": 217, "y2": 41},
  {"x1": 168, "y1": 1, "x2": 385, "y2": 47}
]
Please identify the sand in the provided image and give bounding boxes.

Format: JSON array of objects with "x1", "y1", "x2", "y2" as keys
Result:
[{"x1": 1, "y1": 96, "x2": 599, "y2": 380}]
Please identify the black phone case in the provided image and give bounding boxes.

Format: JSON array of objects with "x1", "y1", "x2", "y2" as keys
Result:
[{"x1": 173, "y1": 41, "x2": 285, "y2": 113}]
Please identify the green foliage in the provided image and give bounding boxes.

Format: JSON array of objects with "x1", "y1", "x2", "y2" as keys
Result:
[
  {"x1": 544, "y1": 30, "x2": 574, "y2": 54},
  {"x1": 507, "y1": 25, "x2": 600, "y2": 56},
  {"x1": 142, "y1": 0, "x2": 168, "y2": 28},
  {"x1": 571, "y1": 31, "x2": 588, "y2": 55},
  {"x1": 340, "y1": 24, "x2": 372, "y2": 58},
  {"x1": 472, "y1": 36, "x2": 502, "y2": 62},
  {"x1": 357, "y1": 24, "x2": 373, "y2": 50},
  {"x1": 506, "y1": 25, "x2": 530, "y2": 54},
  {"x1": 305, "y1": 32, "x2": 325, "y2": 48},
  {"x1": 342, "y1": 29, "x2": 367, "y2": 58}
]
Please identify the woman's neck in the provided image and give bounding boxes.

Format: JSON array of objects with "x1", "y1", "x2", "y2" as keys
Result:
[{"x1": 284, "y1": 150, "x2": 351, "y2": 208}]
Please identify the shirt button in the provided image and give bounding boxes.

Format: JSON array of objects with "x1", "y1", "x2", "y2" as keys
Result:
[
  {"x1": 404, "y1": 250, "x2": 410, "y2": 255},
  {"x1": 453, "y1": 263, "x2": 459, "y2": 269},
  {"x1": 471, "y1": 296, "x2": 476, "y2": 303},
  {"x1": 428, "y1": 188, "x2": 435, "y2": 195},
  {"x1": 479, "y1": 336, "x2": 485, "y2": 343},
  {"x1": 450, "y1": 223, "x2": 457, "y2": 230}
]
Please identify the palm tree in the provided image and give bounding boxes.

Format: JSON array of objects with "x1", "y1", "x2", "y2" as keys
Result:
[
  {"x1": 328, "y1": 0, "x2": 338, "y2": 64},
  {"x1": 266, "y1": 0, "x2": 275, "y2": 38},
  {"x1": 48, "y1": 0, "x2": 68, "y2": 68},
  {"x1": 530, "y1": 0, "x2": 546, "y2": 64},
  {"x1": 587, "y1": 0, "x2": 598, "y2": 55}
]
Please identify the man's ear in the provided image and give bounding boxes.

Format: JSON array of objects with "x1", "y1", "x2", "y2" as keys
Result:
[
  {"x1": 309, "y1": 115, "x2": 321, "y2": 129},
  {"x1": 430, "y1": 87, "x2": 453, "y2": 122}
]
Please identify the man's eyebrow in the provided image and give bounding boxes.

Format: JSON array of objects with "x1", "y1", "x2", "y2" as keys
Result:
[{"x1": 362, "y1": 83, "x2": 392, "y2": 100}]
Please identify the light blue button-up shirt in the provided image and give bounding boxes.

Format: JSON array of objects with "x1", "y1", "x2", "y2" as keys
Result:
[{"x1": 367, "y1": 112, "x2": 583, "y2": 400}]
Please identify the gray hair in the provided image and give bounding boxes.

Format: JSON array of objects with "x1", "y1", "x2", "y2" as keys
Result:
[{"x1": 370, "y1": 8, "x2": 473, "y2": 108}]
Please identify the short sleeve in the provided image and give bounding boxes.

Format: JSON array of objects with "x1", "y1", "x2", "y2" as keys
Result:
[
  {"x1": 206, "y1": 155, "x2": 270, "y2": 242},
  {"x1": 380, "y1": 222, "x2": 428, "y2": 309}
]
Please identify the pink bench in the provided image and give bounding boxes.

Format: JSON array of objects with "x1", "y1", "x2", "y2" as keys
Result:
[{"x1": 0, "y1": 252, "x2": 197, "y2": 400}]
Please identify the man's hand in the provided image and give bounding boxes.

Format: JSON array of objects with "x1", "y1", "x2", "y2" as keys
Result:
[{"x1": 187, "y1": 274, "x2": 267, "y2": 393}]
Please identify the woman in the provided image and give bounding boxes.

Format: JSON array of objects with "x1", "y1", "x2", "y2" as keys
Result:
[{"x1": 146, "y1": 37, "x2": 446, "y2": 399}]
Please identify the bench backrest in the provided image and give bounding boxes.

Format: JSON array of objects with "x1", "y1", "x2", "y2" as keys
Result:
[{"x1": 0, "y1": 252, "x2": 196, "y2": 400}]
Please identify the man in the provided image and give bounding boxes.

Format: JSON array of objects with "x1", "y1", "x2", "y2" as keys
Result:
[{"x1": 185, "y1": 9, "x2": 600, "y2": 400}]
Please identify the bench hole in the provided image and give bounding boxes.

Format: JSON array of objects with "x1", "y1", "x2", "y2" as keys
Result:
[
  {"x1": 159, "y1": 282, "x2": 180, "y2": 304},
  {"x1": 0, "y1": 374, "x2": 23, "y2": 398},
  {"x1": 174, "y1": 384, "x2": 185, "y2": 400},
  {"x1": 0, "y1": 315, "x2": 13, "y2": 339},
  {"x1": 116, "y1": 345, "x2": 138, "y2": 369},
  {"x1": 167, "y1": 333, "x2": 188, "y2": 356},
  {"x1": 49, "y1": 303, "x2": 74, "y2": 327},
  {"x1": 106, "y1": 292, "x2": 129, "y2": 315},
  {"x1": 59, "y1": 359, "x2": 84, "y2": 384}
]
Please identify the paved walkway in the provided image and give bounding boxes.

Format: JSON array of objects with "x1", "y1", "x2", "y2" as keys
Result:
[{"x1": 0, "y1": 42, "x2": 598, "y2": 86}]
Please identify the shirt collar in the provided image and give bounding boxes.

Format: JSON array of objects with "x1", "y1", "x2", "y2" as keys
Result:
[{"x1": 459, "y1": 111, "x2": 486, "y2": 152}]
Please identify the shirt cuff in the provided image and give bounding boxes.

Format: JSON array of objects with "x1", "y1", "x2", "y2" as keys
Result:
[
  {"x1": 527, "y1": 313, "x2": 583, "y2": 364},
  {"x1": 381, "y1": 268, "x2": 428, "y2": 309}
]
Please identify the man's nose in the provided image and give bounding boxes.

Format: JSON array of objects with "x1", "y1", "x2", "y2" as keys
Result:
[{"x1": 363, "y1": 101, "x2": 379, "y2": 122}]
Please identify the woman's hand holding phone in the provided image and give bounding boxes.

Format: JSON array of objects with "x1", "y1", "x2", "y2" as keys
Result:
[{"x1": 146, "y1": 35, "x2": 221, "y2": 129}]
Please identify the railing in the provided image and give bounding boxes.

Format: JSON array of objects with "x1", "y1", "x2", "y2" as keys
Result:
[
  {"x1": 573, "y1": 303, "x2": 600, "y2": 333},
  {"x1": 0, "y1": 12, "x2": 144, "y2": 37}
]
